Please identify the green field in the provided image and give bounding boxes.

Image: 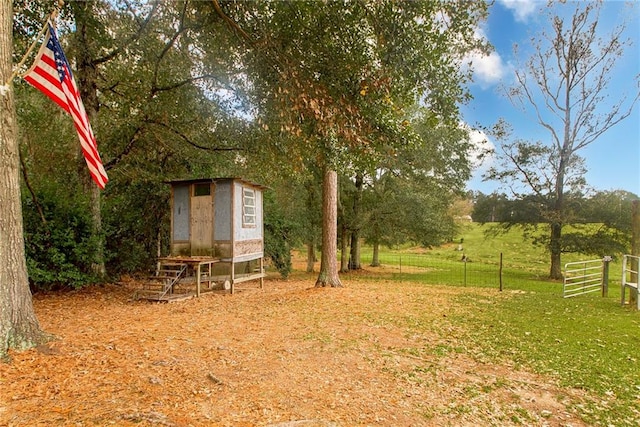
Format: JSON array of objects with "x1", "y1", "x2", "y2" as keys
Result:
[
  {"x1": 339, "y1": 223, "x2": 639, "y2": 426},
  {"x1": 358, "y1": 222, "x2": 626, "y2": 292}
]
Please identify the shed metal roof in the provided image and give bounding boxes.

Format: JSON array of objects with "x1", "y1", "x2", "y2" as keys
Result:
[{"x1": 165, "y1": 177, "x2": 268, "y2": 189}]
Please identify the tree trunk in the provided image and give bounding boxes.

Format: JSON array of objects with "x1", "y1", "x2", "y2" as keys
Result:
[
  {"x1": 371, "y1": 240, "x2": 381, "y2": 267},
  {"x1": 349, "y1": 230, "x2": 361, "y2": 270},
  {"x1": 156, "y1": 227, "x2": 162, "y2": 275},
  {"x1": 0, "y1": 0, "x2": 47, "y2": 358},
  {"x1": 305, "y1": 180, "x2": 320, "y2": 273},
  {"x1": 349, "y1": 173, "x2": 363, "y2": 270},
  {"x1": 88, "y1": 183, "x2": 105, "y2": 277},
  {"x1": 315, "y1": 168, "x2": 342, "y2": 287},
  {"x1": 75, "y1": 1, "x2": 106, "y2": 279},
  {"x1": 306, "y1": 240, "x2": 316, "y2": 273},
  {"x1": 549, "y1": 222, "x2": 563, "y2": 279},
  {"x1": 340, "y1": 225, "x2": 349, "y2": 273},
  {"x1": 549, "y1": 151, "x2": 568, "y2": 280}
]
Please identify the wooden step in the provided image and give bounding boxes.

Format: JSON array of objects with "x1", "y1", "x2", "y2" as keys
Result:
[
  {"x1": 135, "y1": 289, "x2": 194, "y2": 302},
  {"x1": 158, "y1": 268, "x2": 183, "y2": 273},
  {"x1": 148, "y1": 275, "x2": 179, "y2": 282},
  {"x1": 160, "y1": 262, "x2": 189, "y2": 267},
  {"x1": 134, "y1": 289, "x2": 164, "y2": 300}
]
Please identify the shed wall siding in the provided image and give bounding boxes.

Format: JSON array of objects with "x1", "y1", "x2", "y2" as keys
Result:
[
  {"x1": 214, "y1": 181, "x2": 232, "y2": 241},
  {"x1": 173, "y1": 185, "x2": 190, "y2": 241}
]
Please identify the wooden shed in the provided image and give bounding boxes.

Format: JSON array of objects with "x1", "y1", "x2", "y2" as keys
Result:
[{"x1": 136, "y1": 178, "x2": 267, "y2": 301}]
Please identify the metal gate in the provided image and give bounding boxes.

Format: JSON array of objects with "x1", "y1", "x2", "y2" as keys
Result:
[
  {"x1": 563, "y1": 259, "x2": 604, "y2": 298},
  {"x1": 621, "y1": 255, "x2": 639, "y2": 309}
]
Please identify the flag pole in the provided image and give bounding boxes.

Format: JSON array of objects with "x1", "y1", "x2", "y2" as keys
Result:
[{"x1": 0, "y1": 1, "x2": 64, "y2": 94}]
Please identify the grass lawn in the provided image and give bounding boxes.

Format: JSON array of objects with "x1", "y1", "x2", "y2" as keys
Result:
[
  {"x1": 341, "y1": 222, "x2": 640, "y2": 426},
  {"x1": 453, "y1": 288, "x2": 639, "y2": 426}
]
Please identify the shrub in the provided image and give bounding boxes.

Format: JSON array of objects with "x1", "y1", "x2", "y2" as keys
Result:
[{"x1": 22, "y1": 186, "x2": 97, "y2": 291}]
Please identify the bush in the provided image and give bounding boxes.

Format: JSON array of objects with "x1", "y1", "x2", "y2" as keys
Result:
[
  {"x1": 102, "y1": 180, "x2": 170, "y2": 276},
  {"x1": 22, "y1": 186, "x2": 98, "y2": 291},
  {"x1": 263, "y1": 193, "x2": 294, "y2": 278}
]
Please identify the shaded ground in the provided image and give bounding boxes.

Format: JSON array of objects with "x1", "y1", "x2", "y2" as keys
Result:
[{"x1": 0, "y1": 267, "x2": 589, "y2": 426}]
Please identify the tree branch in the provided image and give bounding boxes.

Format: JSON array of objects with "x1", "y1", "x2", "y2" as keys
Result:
[
  {"x1": 19, "y1": 148, "x2": 47, "y2": 226},
  {"x1": 93, "y1": 0, "x2": 159, "y2": 65},
  {"x1": 151, "y1": 73, "x2": 233, "y2": 94},
  {"x1": 146, "y1": 119, "x2": 244, "y2": 151},
  {"x1": 103, "y1": 125, "x2": 145, "y2": 170},
  {"x1": 210, "y1": 0, "x2": 288, "y2": 74}
]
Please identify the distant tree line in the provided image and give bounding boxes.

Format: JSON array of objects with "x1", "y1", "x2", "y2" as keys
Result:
[{"x1": 472, "y1": 189, "x2": 637, "y2": 258}]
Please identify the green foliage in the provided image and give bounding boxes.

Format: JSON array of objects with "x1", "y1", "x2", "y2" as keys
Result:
[
  {"x1": 102, "y1": 180, "x2": 170, "y2": 276},
  {"x1": 263, "y1": 192, "x2": 294, "y2": 278},
  {"x1": 361, "y1": 170, "x2": 458, "y2": 250},
  {"x1": 22, "y1": 185, "x2": 98, "y2": 291},
  {"x1": 12, "y1": 0, "x2": 487, "y2": 286},
  {"x1": 561, "y1": 226, "x2": 629, "y2": 259},
  {"x1": 580, "y1": 190, "x2": 636, "y2": 232},
  {"x1": 216, "y1": 0, "x2": 487, "y2": 172}
]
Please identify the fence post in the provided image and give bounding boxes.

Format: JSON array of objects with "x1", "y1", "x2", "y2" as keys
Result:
[
  {"x1": 499, "y1": 252, "x2": 503, "y2": 292},
  {"x1": 602, "y1": 256, "x2": 611, "y2": 297},
  {"x1": 463, "y1": 257, "x2": 467, "y2": 286}
]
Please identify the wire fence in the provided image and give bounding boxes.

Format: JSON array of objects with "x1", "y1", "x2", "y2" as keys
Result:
[
  {"x1": 357, "y1": 252, "x2": 504, "y2": 289},
  {"x1": 351, "y1": 252, "x2": 627, "y2": 298}
]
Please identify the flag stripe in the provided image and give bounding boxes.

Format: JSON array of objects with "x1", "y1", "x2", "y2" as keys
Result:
[
  {"x1": 23, "y1": 24, "x2": 108, "y2": 189},
  {"x1": 23, "y1": 68, "x2": 69, "y2": 112},
  {"x1": 57, "y1": 63, "x2": 109, "y2": 183},
  {"x1": 23, "y1": 48, "x2": 70, "y2": 112}
]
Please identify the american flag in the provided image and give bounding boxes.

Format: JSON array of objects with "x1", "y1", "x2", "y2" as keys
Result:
[{"x1": 23, "y1": 24, "x2": 108, "y2": 189}]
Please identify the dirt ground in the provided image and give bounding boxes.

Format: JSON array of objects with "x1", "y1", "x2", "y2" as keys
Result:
[{"x1": 0, "y1": 263, "x2": 590, "y2": 426}]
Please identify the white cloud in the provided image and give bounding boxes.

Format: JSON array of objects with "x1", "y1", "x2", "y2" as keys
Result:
[
  {"x1": 463, "y1": 27, "x2": 508, "y2": 88},
  {"x1": 465, "y1": 125, "x2": 495, "y2": 171},
  {"x1": 467, "y1": 50, "x2": 506, "y2": 88},
  {"x1": 498, "y1": 0, "x2": 538, "y2": 22},
  {"x1": 464, "y1": 126, "x2": 498, "y2": 192}
]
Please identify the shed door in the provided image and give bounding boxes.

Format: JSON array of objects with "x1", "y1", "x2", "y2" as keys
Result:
[
  {"x1": 173, "y1": 185, "x2": 190, "y2": 242},
  {"x1": 191, "y1": 183, "x2": 214, "y2": 255}
]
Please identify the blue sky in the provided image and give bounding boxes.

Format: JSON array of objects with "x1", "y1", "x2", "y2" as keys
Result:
[{"x1": 462, "y1": 0, "x2": 640, "y2": 197}]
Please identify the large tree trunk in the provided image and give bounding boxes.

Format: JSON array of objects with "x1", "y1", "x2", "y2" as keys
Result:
[
  {"x1": 75, "y1": 1, "x2": 106, "y2": 279},
  {"x1": 0, "y1": 0, "x2": 47, "y2": 358},
  {"x1": 315, "y1": 168, "x2": 342, "y2": 287}
]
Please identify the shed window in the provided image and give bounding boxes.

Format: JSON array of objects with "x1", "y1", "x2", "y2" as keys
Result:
[
  {"x1": 194, "y1": 183, "x2": 211, "y2": 196},
  {"x1": 242, "y1": 187, "x2": 256, "y2": 227}
]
